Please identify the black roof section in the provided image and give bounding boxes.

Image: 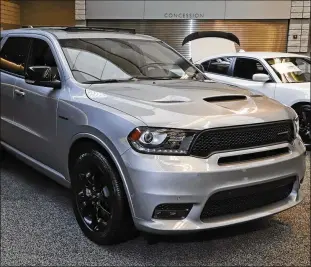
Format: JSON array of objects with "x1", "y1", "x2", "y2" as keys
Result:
[{"x1": 182, "y1": 31, "x2": 240, "y2": 46}]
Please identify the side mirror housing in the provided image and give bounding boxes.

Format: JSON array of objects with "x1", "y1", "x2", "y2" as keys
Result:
[
  {"x1": 25, "y1": 66, "x2": 61, "y2": 89},
  {"x1": 252, "y1": 73, "x2": 271, "y2": 83}
]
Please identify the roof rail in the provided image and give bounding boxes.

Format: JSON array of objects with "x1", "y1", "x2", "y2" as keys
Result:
[
  {"x1": 19, "y1": 26, "x2": 136, "y2": 34},
  {"x1": 64, "y1": 26, "x2": 136, "y2": 34},
  {"x1": 21, "y1": 25, "x2": 67, "y2": 29}
]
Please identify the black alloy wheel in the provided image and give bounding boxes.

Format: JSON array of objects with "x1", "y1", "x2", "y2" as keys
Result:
[
  {"x1": 70, "y1": 146, "x2": 136, "y2": 245},
  {"x1": 75, "y1": 165, "x2": 112, "y2": 233},
  {"x1": 296, "y1": 104, "x2": 311, "y2": 149},
  {"x1": 0, "y1": 145, "x2": 5, "y2": 161}
]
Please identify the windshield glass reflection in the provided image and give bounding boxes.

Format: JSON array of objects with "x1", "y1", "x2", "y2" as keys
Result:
[{"x1": 59, "y1": 38, "x2": 199, "y2": 83}]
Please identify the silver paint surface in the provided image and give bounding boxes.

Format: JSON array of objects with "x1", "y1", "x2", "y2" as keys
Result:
[{"x1": 0, "y1": 28, "x2": 307, "y2": 233}]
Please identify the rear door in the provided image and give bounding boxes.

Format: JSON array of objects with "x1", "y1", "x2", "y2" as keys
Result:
[{"x1": 0, "y1": 36, "x2": 31, "y2": 145}]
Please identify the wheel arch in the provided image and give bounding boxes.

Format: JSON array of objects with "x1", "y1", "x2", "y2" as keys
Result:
[
  {"x1": 68, "y1": 133, "x2": 136, "y2": 217},
  {"x1": 291, "y1": 101, "x2": 311, "y2": 111}
]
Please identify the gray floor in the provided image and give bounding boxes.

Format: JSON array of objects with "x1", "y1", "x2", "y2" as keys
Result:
[{"x1": 1, "y1": 153, "x2": 310, "y2": 266}]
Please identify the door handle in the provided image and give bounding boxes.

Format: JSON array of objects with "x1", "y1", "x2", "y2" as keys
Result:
[{"x1": 15, "y1": 89, "x2": 25, "y2": 97}]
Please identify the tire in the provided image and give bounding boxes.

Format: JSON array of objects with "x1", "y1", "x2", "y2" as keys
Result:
[
  {"x1": 0, "y1": 144, "x2": 5, "y2": 162},
  {"x1": 70, "y1": 145, "x2": 136, "y2": 245},
  {"x1": 295, "y1": 104, "x2": 311, "y2": 145}
]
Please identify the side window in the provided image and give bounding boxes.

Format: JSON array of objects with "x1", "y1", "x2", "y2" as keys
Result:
[
  {"x1": 296, "y1": 58, "x2": 310, "y2": 73},
  {"x1": 206, "y1": 57, "x2": 232, "y2": 75},
  {"x1": 0, "y1": 37, "x2": 31, "y2": 76},
  {"x1": 233, "y1": 58, "x2": 269, "y2": 80},
  {"x1": 201, "y1": 60, "x2": 210, "y2": 72},
  {"x1": 27, "y1": 38, "x2": 60, "y2": 80}
]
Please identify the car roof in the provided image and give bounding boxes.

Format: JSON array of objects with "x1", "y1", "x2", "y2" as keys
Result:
[
  {"x1": 200, "y1": 51, "x2": 309, "y2": 61},
  {"x1": 0, "y1": 27, "x2": 159, "y2": 41}
]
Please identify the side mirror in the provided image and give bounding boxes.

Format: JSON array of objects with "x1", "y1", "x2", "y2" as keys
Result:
[
  {"x1": 252, "y1": 73, "x2": 271, "y2": 83},
  {"x1": 195, "y1": 63, "x2": 205, "y2": 73},
  {"x1": 25, "y1": 66, "x2": 61, "y2": 89}
]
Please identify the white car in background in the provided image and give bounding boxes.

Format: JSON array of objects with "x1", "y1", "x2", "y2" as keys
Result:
[{"x1": 183, "y1": 31, "x2": 311, "y2": 146}]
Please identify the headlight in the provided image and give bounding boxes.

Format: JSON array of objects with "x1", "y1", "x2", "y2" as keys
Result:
[
  {"x1": 128, "y1": 127, "x2": 198, "y2": 155},
  {"x1": 293, "y1": 116, "x2": 300, "y2": 136}
]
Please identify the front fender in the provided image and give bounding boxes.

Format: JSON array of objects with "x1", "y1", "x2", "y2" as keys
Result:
[{"x1": 69, "y1": 131, "x2": 137, "y2": 217}]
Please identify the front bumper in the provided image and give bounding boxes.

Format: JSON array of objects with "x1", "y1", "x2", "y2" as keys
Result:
[{"x1": 121, "y1": 138, "x2": 306, "y2": 234}]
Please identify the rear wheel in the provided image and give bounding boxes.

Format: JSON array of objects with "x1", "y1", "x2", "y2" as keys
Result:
[
  {"x1": 295, "y1": 104, "x2": 311, "y2": 146},
  {"x1": 70, "y1": 145, "x2": 136, "y2": 245}
]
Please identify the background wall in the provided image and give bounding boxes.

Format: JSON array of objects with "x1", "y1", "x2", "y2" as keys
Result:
[
  {"x1": 288, "y1": 1, "x2": 310, "y2": 53},
  {"x1": 79, "y1": 0, "x2": 311, "y2": 54},
  {"x1": 1, "y1": 0, "x2": 75, "y2": 29},
  {"x1": 20, "y1": 0, "x2": 75, "y2": 26},
  {"x1": 85, "y1": 0, "x2": 292, "y2": 20},
  {"x1": 0, "y1": 0, "x2": 20, "y2": 30}
]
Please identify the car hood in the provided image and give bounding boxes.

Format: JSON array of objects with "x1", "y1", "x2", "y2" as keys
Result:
[{"x1": 86, "y1": 80, "x2": 293, "y2": 129}]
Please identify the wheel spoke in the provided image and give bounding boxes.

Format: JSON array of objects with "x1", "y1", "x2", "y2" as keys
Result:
[
  {"x1": 96, "y1": 218, "x2": 108, "y2": 232},
  {"x1": 97, "y1": 202, "x2": 111, "y2": 218},
  {"x1": 75, "y1": 161, "x2": 114, "y2": 233},
  {"x1": 85, "y1": 172, "x2": 95, "y2": 187},
  {"x1": 83, "y1": 204, "x2": 99, "y2": 228},
  {"x1": 76, "y1": 191, "x2": 92, "y2": 210}
]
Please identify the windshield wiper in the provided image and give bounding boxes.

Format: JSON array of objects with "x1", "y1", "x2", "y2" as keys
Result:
[
  {"x1": 132, "y1": 76, "x2": 173, "y2": 80},
  {"x1": 82, "y1": 78, "x2": 136, "y2": 84}
]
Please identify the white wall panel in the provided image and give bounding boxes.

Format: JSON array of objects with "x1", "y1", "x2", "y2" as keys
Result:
[
  {"x1": 225, "y1": 1, "x2": 291, "y2": 19},
  {"x1": 144, "y1": 1, "x2": 226, "y2": 19},
  {"x1": 86, "y1": 0, "x2": 292, "y2": 20},
  {"x1": 86, "y1": 1, "x2": 144, "y2": 19}
]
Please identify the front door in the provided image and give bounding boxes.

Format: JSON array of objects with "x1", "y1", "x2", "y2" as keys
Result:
[
  {"x1": 225, "y1": 57, "x2": 276, "y2": 98},
  {"x1": 13, "y1": 35, "x2": 63, "y2": 171}
]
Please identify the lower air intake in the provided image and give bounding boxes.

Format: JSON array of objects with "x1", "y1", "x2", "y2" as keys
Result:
[{"x1": 201, "y1": 176, "x2": 296, "y2": 220}]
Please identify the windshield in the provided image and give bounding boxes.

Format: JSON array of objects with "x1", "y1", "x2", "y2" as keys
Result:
[
  {"x1": 59, "y1": 38, "x2": 198, "y2": 83},
  {"x1": 265, "y1": 57, "x2": 310, "y2": 83}
]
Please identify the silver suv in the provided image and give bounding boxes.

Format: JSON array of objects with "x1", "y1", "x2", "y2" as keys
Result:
[{"x1": 0, "y1": 27, "x2": 306, "y2": 245}]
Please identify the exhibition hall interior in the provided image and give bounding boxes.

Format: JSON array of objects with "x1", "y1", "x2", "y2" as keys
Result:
[{"x1": 0, "y1": 0, "x2": 310, "y2": 266}]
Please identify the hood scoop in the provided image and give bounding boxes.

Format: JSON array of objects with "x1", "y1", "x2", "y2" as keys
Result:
[{"x1": 203, "y1": 95, "x2": 247, "y2": 103}]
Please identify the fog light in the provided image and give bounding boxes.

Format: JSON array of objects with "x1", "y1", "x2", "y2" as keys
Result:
[{"x1": 152, "y1": 203, "x2": 193, "y2": 220}]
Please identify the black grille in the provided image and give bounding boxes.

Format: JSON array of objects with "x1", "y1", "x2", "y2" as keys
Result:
[
  {"x1": 190, "y1": 121, "x2": 294, "y2": 158},
  {"x1": 218, "y1": 147, "x2": 290, "y2": 165},
  {"x1": 201, "y1": 176, "x2": 295, "y2": 220}
]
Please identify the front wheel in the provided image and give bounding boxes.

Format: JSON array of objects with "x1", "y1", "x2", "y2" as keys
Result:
[
  {"x1": 70, "y1": 147, "x2": 136, "y2": 245},
  {"x1": 296, "y1": 104, "x2": 311, "y2": 146},
  {"x1": 0, "y1": 145, "x2": 5, "y2": 162}
]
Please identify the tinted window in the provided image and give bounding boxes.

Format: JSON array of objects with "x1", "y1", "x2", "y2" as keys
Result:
[
  {"x1": 0, "y1": 37, "x2": 31, "y2": 76},
  {"x1": 59, "y1": 38, "x2": 198, "y2": 83},
  {"x1": 201, "y1": 60, "x2": 210, "y2": 71},
  {"x1": 265, "y1": 57, "x2": 310, "y2": 83},
  {"x1": 206, "y1": 57, "x2": 232, "y2": 75},
  {"x1": 233, "y1": 58, "x2": 269, "y2": 80},
  {"x1": 28, "y1": 38, "x2": 60, "y2": 80}
]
